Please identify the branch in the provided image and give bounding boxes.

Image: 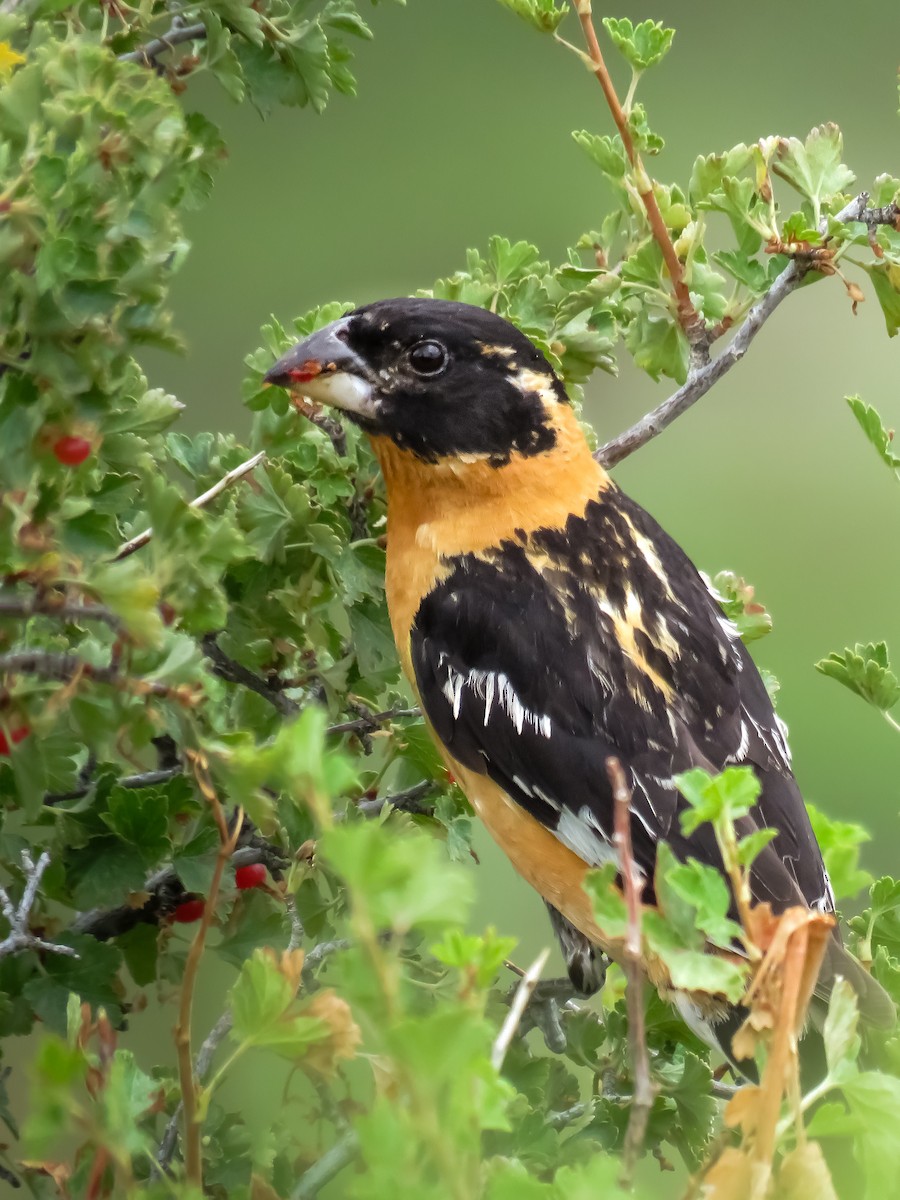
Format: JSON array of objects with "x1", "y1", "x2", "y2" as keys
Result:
[
  {"x1": 72, "y1": 833, "x2": 289, "y2": 941},
  {"x1": 112, "y1": 450, "x2": 266, "y2": 562},
  {"x1": 0, "y1": 593, "x2": 120, "y2": 629},
  {"x1": 157, "y1": 1010, "x2": 233, "y2": 1172},
  {"x1": 606, "y1": 756, "x2": 656, "y2": 1183},
  {"x1": 572, "y1": 3, "x2": 704, "y2": 346},
  {"x1": 290, "y1": 1130, "x2": 359, "y2": 1200},
  {"x1": 491, "y1": 947, "x2": 550, "y2": 1071},
  {"x1": 351, "y1": 780, "x2": 437, "y2": 819},
  {"x1": 0, "y1": 851, "x2": 79, "y2": 962},
  {"x1": 201, "y1": 635, "x2": 300, "y2": 718},
  {"x1": 175, "y1": 763, "x2": 242, "y2": 1187},
  {"x1": 595, "y1": 192, "x2": 886, "y2": 467},
  {"x1": 326, "y1": 704, "x2": 420, "y2": 738},
  {"x1": 45, "y1": 765, "x2": 182, "y2": 806},
  {"x1": 118, "y1": 20, "x2": 208, "y2": 66},
  {"x1": 0, "y1": 650, "x2": 188, "y2": 700}
]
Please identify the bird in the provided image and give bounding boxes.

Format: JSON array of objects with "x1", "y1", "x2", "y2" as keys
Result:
[{"x1": 264, "y1": 295, "x2": 894, "y2": 1061}]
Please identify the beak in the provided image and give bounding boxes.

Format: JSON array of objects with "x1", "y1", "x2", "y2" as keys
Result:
[{"x1": 263, "y1": 317, "x2": 378, "y2": 421}]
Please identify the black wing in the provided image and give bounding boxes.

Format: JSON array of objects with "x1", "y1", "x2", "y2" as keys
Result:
[{"x1": 411, "y1": 486, "x2": 833, "y2": 917}]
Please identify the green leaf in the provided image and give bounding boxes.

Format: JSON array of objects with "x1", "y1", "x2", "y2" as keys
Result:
[
  {"x1": 665, "y1": 859, "x2": 744, "y2": 951},
  {"x1": 676, "y1": 766, "x2": 760, "y2": 836},
  {"x1": 847, "y1": 395, "x2": 900, "y2": 470},
  {"x1": 572, "y1": 130, "x2": 627, "y2": 180},
  {"x1": 773, "y1": 124, "x2": 855, "y2": 222},
  {"x1": 807, "y1": 803, "x2": 873, "y2": 901},
  {"x1": 865, "y1": 262, "x2": 900, "y2": 336},
  {"x1": 642, "y1": 911, "x2": 747, "y2": 1002},
  {"x1": 822, "y1": 978, "x2": 861, "y2": 1078},
  {"x1": 583, "y1": 862, "x2": 627, "y2": 940},
  {"x1": 495, "y1": 0, "x2": 568, "y2": 34},
  {"x1": 709, "y1": 571, "x2": 772, "y2": 643},
  {"x1": 815, "y1": 642, "x2": 900, "y2": 713},
  {"x1": 602, "y1": 17, "x2": 674, "y2": 71}
]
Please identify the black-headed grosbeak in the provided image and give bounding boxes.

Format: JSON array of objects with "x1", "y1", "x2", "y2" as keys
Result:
[{"x1": 265, "y1": 297, "x2": 893, "y2": 1058}]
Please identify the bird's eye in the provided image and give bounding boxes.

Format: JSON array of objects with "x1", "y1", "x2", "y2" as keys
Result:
[{"x1": 408, "y1": 340, "x2": 448, "y2": 376}]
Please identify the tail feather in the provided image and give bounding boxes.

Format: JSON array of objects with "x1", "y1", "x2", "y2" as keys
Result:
[{"x1": 816, "y1": 937, "x2": 895, "y2": 1030}]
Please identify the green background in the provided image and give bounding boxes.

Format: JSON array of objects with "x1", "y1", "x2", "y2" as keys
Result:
[{"x1": 134, "y1": 0, "x2": 900, "y2": 1146}]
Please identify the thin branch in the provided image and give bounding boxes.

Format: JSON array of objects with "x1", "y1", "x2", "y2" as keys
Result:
[
  {"x1": 201, "y1": 635, "x2": 300, "y2": 718},
  {"x1": 118, "y1": 20, "x2": 208, "y2": 66},
  {"x1": 301, "y1": 938, "x2": 353, "y2": 990},
  {"x1": 352, "y1": 780, "x2": 437, "y2": 819},
  {"x1": 45, "y1": 765, "x2": 182, "y2": 806},
  {"x1": 0, "y1": 650, "x2": 186, "y2": 700},
  {"x1": 491, "y1": 947, "x2": 550, "y2": 1071},
  {"x1": 0, "y1": 593, "x2": 121, "y2": 629},
  {"x1": 157, "y1": 1011, "x2": 234, "y2": 1172},
  {"x1": 0, "y1": 851, "x2": 79, "y2": 962},
  {"x1": 175, "y1": 761, "x2": 243, "y2": 1188},
  {"x1": 326, "y1": 705, "x2": 420, "y2": 737},
  {"x1": 595, "y1": 191, "x2": 884, "y2": 467},
  {"x1": 606, "y1": 756, "x2": 656, "y2": 1183},
  {"x1": 290, "y1": 1130, "x2": 359, "y2": 1200},
  {"x1": 573, "y1": 3, "x2": 704, "y2": 345},
  {"x1": 112, "y1": 450, "x2": 266, "y2": 562}
]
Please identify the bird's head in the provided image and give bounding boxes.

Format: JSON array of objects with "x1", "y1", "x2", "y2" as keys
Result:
[{"x1": 263, "y1": 297, "x2": 571, "y2": 467}]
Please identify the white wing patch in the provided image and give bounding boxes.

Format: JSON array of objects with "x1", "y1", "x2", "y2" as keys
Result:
[
  {"x1": 437, "y1": 656, "x2": 553, "y2": 738},
  {"x1": 554, "y1": 805, "x2": 616, "y2": 867}
]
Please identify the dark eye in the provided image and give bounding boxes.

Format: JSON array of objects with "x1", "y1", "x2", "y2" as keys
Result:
[{"x1": 408, "y1": 340, "x2": 447, "y2": 376}]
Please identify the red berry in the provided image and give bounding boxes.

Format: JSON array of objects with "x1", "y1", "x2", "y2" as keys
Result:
[
  {"x1": 0, "y1": 726, "x2": 29, "y2": 756},
  {"x1": 172, "y1": 898, "x2": 205, "y2": 923},
  {"x1": 53, "y1": 436, "x2": 92, "y2": 466},
  {"x1": 235, "y1": 863, "x2": 267, "y2": 890}
]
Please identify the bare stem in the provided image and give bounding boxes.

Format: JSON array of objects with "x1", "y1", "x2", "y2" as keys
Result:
[
  {"x1": 118, "y1": 20, "x2": 208, "y2": 66},
  {"x1": 574, "y1": 3, "x2": 704, "y2": 345},
  {"x1": 112, "y1": 450, "x2": 266, "y2": 562},
  {"x1": 596, "y1": 192, "x2": 883, "y2": 467},
  {"x1": 0, "y1": 851, "x2": 79, "y2": 962},
  {"x1": 157, "y1": 1011, "x2": 234, "y2": 1172},
  {"x1": 0, "y1": 593, "x2": 120, "y2": 629},
  {"x1": 606, "y1": 756, "x2": 656, "y2": 1183},
  {"x1": 175, "y1": 759, "x2": 243, "y2": 1188},
  {"x1": 491, "y1": 947, "x2": 551, "y2": 1071}
]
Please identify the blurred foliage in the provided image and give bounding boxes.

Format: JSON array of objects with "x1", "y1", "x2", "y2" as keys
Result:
[{"x1": 1, "y1": 0, "x2": 900, "y2": 1196}]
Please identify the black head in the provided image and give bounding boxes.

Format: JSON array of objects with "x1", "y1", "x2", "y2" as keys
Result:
[{"x1": 263, "y1": 297, "x2": 569, "y2": 465}]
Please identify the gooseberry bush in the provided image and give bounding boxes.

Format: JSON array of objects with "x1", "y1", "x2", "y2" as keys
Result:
[{"x1": 2, "y1": 1, "x2": 900, "y2": 1196}]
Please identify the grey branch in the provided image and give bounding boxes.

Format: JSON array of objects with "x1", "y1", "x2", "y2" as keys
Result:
[
  {"x1": 112, "y1": 450, "x2": 265, "y2": 561},
  {"x1": 0, "y1": 851, "x2": 79, "y2": 962},
  {"x1": 118, "y1": 20, "x2": 208, "y2": 66},
  {"x1": 157, "y1": 1010, "x2": 234, "y2": 1171},
  {"x1": 326, "y1": 705, "x2": 420, "y2": 738},
  {"x1": 201, "y1": 635, "x2": 301, "y2": 718},
  {"x1": 351, "y1": 780, "x2": 437, "y2": 819},
  {"x1": 45, "y1": 765, "x2": 181, "y2": 806},
  {"x1": 0, "y1": 593, "x2": 121, "y2": 629},
  {"x1": 596, "y1": 192, "x2": 884, "y2": 468},
  {"x1": 0, "y1": 650, "x2": 173, "y2": 696},
  {"x1": 291, "y1": 1130, "x2": 359, "y2": 1200},
  {"x1": 491, "y1": 947, "x2": 550, "y2": 1071}
]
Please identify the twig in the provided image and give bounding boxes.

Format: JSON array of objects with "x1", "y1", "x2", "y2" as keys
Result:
[
  {"x1": 573, "y1": 3, "x2": 704, "y2": 346},
  {"x1": 606, "y1": 756, "x2": 656, "y2": 1183},
  {"x1": 118, "y1": 20, "x2": 207, "y2": 66},
  {"x1": 45, "y1": 765, "x2": 182, "y2": 806},
  {"x1": 157, "y1": 1011, "x2": 234, "y2": 1172},
  {"x1": 290, "y1": 1130, "x2": 359, "y2": 1200},
  {"x1": 0, "y1": 851, "x2": 79, "y2": 962},
  {"x1": 352, "y1": 780, "x2": 437, "y2": 819},
  {"x1": 0, "y1": 594, "x2": 120, "y2": 629},
  {"x1": 72, "y1": 833, "x2": 288, "y2": 940},
  {"x1": 201, "y1": 635, "x2": 300, "y2": 718},
  {"x1": 325, "y1": 705, "x2": 420, "y2": 737},
  {"x1": 301, "y1": 938, "x2": 353, "y2": 990},
  {"x1": 491, "y1": 947, "x2": 550, "y2": 1071},
  {"x1": 112, "y1": 450, "x2": 266, "y2": 562},
  {"x1": 595, "y1": 192, "x2": 883, "y2": 467},
  {"x1": 0, "y1": 651, "x2": 187, "y2": 700},
  {"x1": 175, "y1": 757, "x2": 243, "y2": 1188}
]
